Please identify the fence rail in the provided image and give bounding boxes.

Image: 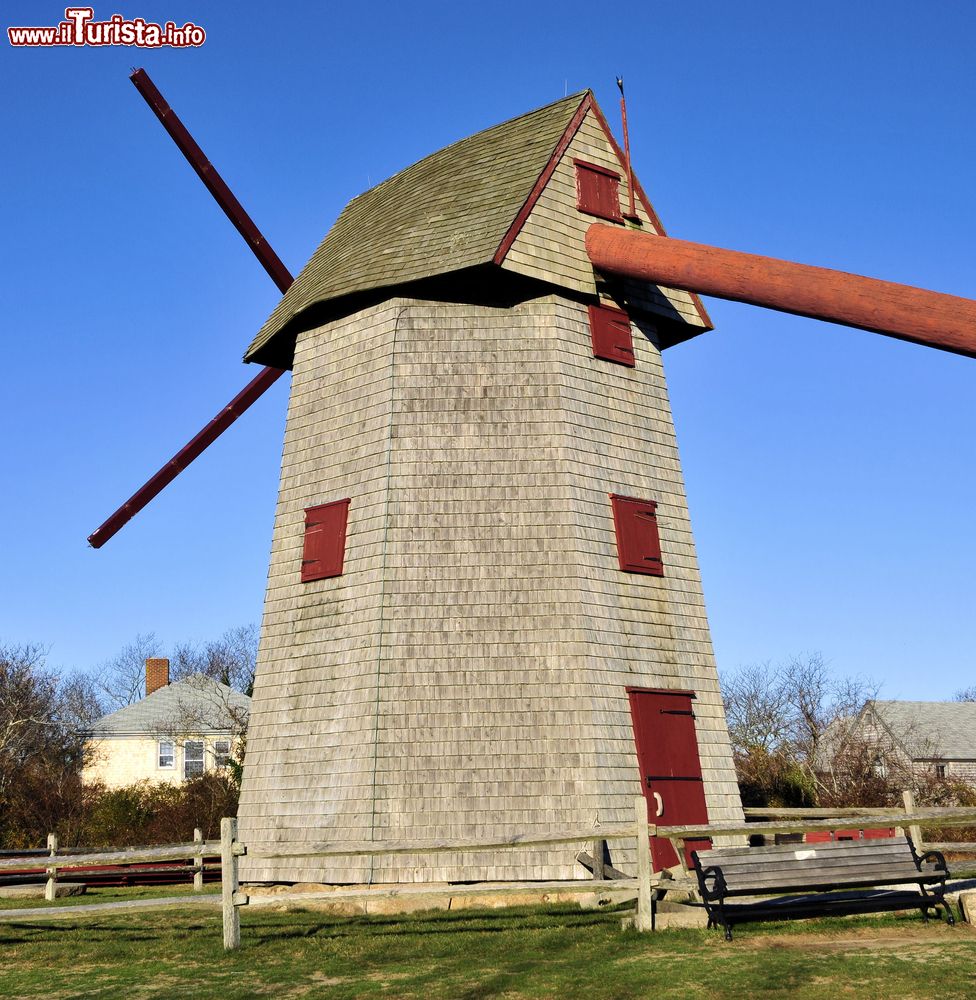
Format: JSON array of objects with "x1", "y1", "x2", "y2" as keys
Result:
[
  {"x1": 658, "y1": 808, "x2": 976, "y2": 841},
  {"x1": 0, "y1": 842, "x2": 220, "y2": 872},
  {"x1": 5, "y1": 792, "x2": 976, "y2": 948}
]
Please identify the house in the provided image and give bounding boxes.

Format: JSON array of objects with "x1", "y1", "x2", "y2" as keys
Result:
[
  {"x1": 84, "y1": 658, "x2": 251, "y2": 788},
  {"x1": 820, "y1": 700, "x2": 976, "y2": 784},
  {"x1": 853, "y1": 700, "x2": 976, "y2": 782}
]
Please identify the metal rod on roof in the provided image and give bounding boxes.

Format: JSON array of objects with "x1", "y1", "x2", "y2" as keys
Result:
[
  {"x1": 586, "y1": 223, "x2": 976, "y2": 359},
  {"x1": 88, "y1": 71, "x2": 297, "y2": 548},
  {"x1": 616, "y1": 77, "x2": 637, "y2": 221}
]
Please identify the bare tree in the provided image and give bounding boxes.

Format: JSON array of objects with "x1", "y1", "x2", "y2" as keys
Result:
[
  {"x1": 721, "y1": 653, "x2": 883, "y2": 806},
  {"x1": 954, "y1": 686, "x2": 976, "y2": 702},
  {"x1": 95, "y1": 632, "x2": 162, "y2": 709},
  {"x1": 170, "y1": 625, "x2": 257, "y2": 694},
  {"x1": 0, "y1": 642, "x2": 94, "y2": 847}
]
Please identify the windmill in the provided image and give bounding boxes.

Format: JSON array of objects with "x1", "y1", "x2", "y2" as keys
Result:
[{"x1": 91, "y1": 72, "x2": 976, "y2": 884}]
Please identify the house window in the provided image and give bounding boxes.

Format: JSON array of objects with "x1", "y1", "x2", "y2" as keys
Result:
[
  {"x1": 183, "y1": 740, "x2": 205, "y2": 779},
  {"x1": 301, "y1": 498, "x2": 351, "y2": 582},
  {"x1": 213, "y1": 740, "x2": 232, "y2": 768},
  {"x1": 936, "y1": 763, "x2": 947, "y2": 779},
  {"x1": 588, "y1": 304, "x2": 635, "y2": 366},
  {"x1": 610, "y1": 494, "x2": 664, "y2": 576},
  {"x1": 158, "y1": 741, "x2": 175, "y2": 769},
  {"x1": 574, "y1": 159, "x2": 623, "y2": 222}
]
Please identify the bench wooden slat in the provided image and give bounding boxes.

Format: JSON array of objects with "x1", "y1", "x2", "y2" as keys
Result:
[
  {"x1": 712, "y1": 864, "x2": 930, "y2": 886},
  {"x1": 700, "y1": 836, "x2": 907, "y2": 853},
  {"x1": 709, "y1": 847, "x2": 910, "y2": 867},
  {"x1": 708, "y1": 853, "x2": 920, "y2": 877},
  {"x1": 726, "y1": 868, "x2": 942, "y2": 896},
  {"x1": 713, "y1": 864, "x2": 930, "y2": 886},
  {"x1": 696, "y1": 838, "x2": 908, "y2": 861}
]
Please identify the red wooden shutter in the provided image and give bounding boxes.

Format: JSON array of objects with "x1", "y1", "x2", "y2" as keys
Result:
[
  {"x1": 574, "y1": 159, "x2": 623, "y2": 222},
  {"x1": 610, "y1": 494, "x2": 663, "y2": 576},
  {"x1": 301, "y1": 498, "x2": 351, "y2": 582},
  {"x1": 588, "y1": 304, "x2": 635, "y2": 366}
]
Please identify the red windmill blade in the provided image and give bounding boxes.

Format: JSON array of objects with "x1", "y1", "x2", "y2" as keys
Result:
[{"x1": 87, "y1": 69, "x2": 292, "y2": 548}]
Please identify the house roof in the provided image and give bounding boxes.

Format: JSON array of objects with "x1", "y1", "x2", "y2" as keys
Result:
[
  {"x1": 867, "y1": 699, "x2": 976, "y2": 761},
  {"x1": 89, "y1": 675, "x2": 250, "y2": 736},
  {"x1": 244, "y1": 90, "x2": 710, "y2": 368}
]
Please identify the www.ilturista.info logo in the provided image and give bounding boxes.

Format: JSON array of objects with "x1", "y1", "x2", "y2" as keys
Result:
[{"x1": 8, "y1": 7, "x2": 205, "y2": 47}]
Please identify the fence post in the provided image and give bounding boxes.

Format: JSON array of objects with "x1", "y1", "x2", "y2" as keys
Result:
[
  {"x1": 193, "y1": 827, "x2": 204, "y2": 892},
  {"x1": 903, "y1": 789, "x2": 924, "y2": 851},
  {"x1": 634, "y1": 796, "x2": 653, "y2": 931},
  {"x1": 591, "y1": 838, "x2": 606, "y2": 880},
  {"x1": 220, "y1": 817, "x2": 240, "y2": 950},
  {"x1": 44, "y1": 833, "x2": 58, "y2": 902}
]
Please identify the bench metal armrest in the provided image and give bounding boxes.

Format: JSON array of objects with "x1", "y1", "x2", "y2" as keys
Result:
[
  {"x1": 918, "y1": 850, "x2": 950, "y2": 877},
  {"x1": 696, "y1": 864, "x2": 728, "y2": 902}
]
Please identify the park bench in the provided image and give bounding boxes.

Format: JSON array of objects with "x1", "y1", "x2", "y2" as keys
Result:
[{"x1": 691, "y1": 836, "x2": 954, "y2": 940}]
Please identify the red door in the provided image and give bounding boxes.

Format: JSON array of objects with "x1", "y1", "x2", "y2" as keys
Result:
[{"x1": 627, "y1": 688, "x2": 711, "y2": 870}]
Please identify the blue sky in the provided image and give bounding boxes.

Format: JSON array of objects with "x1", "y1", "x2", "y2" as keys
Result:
[{"x1": 1, "y1": 1, "x2": 973, "y2": 696}]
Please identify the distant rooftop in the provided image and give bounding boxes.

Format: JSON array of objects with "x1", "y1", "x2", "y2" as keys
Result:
[
  {"x1": 868, "y1": 699, "x2": 976, "y2": 761},
  {"x1": 90, "y1": 674, "x2": 250, "y2": 736}
]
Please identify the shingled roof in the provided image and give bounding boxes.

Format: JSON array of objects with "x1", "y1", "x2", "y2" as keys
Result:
[
  {"x1": 867, "y1": 699, "x2": 976, "y2": 761},
  {"x1": 245, "y1": 92, "x2": 592, "y2": 366},
  {"x1": 89, "y1": 675, "x2": 250, "y2": 736}
]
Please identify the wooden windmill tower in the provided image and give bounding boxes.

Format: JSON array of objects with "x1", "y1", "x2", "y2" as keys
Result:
[{"x1": 91, "y1": 74, "x2": 976, "y2": 885}]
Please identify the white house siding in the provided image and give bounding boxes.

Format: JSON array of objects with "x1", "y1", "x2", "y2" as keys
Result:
[
  {"x1": 83, "y1": 735, "x2": 233, "y2": 788},
  {"x1": 238, "y1": 293, "x2": 741, "y2": 884}
]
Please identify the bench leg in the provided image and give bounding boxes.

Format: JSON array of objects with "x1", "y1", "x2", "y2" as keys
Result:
[{"x1": 715, "y1": 902, "x2": 733, "y2": 941}]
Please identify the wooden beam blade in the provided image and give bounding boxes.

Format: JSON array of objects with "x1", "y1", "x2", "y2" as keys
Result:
[
  {"x1": 586, "y1": 224, "x2": 976, "y2": 359},
  {"x1": 130, "y1": 68, "x2": 292, "y2": 295},
  {"x1": 88, "y1": 366, "x2": 285, "y2": 548},
  {"x1": 89, "y1": 71, "x2": 299, "y2": 548}
]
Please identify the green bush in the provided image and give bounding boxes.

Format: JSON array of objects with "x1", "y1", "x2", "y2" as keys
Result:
[
  {"x1": 77, "y1": 773, "x2": 239, "y2": 847},
  {"x1": 0, "y1": 773, "x2": 239, "y2": 850}
]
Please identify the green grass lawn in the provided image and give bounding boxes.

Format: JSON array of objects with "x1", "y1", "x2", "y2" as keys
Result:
[{"x1": 0, "y1": 892, "x2": 972, "y2": 1000}]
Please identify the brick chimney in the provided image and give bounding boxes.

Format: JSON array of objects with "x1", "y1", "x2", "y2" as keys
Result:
[{"x1": 145, "y1": 658, "x2": 170, "y2": 696}]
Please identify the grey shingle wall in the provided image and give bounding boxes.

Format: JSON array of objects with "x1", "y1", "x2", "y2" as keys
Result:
[{"x1": 237, "y1": 293, "x2": 740, "y2": 884}]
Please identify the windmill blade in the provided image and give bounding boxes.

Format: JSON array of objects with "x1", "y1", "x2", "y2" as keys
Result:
[
  {"x1": 129, "y1": 68, "x2": 292, "y2": 295},
  {"x1": 87, "y1": 366, "x2": 284, "y2": 548},
  {"x1": 88, "y1": 71, "x2": 294, "y2": 548},
  {"x1": 586, "y1": 224, "x2": 976, "y2": 359}
]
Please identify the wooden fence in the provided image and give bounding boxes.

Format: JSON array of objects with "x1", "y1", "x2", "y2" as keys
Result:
[
  {"x1": 0, "y1": 833, "x2": 219, "y2": 902},
  {"x1": 5, "y1": 794, "x2": 976, "y2": 951}
]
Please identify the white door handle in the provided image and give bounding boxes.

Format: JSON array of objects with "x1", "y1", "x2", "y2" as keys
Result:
[{"x1": 652, "y1": 792, "x2": 664, "y2": 818}]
